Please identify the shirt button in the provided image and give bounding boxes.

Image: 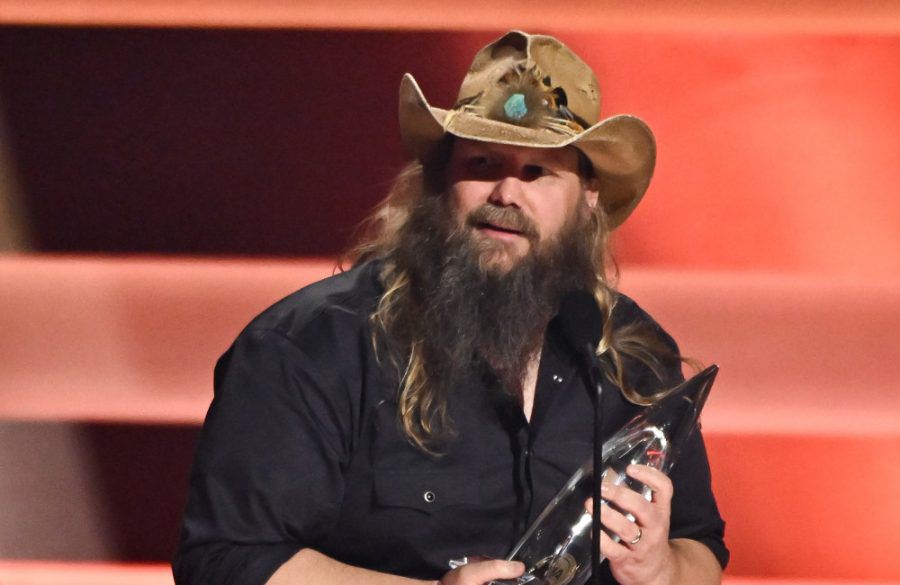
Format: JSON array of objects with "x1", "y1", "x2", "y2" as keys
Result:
[{"x1": 423, "y1": 491, "x2": 436, "y2": 503}]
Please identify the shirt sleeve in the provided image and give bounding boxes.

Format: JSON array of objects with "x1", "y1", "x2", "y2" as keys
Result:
[
  {"x1": 668, "y1": 425, "x2": 730, "y2": 569},
  {"x1": 612, "y1": 295, "x2": 730, "y2": 569},
  {"x1": 173, "y1": 327, "x2": 354, "y2": 585}
]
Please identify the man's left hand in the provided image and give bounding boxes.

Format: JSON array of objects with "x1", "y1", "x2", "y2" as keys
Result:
[{"x1": 588, "y1": 464, "x2": 675, "y2": 585}]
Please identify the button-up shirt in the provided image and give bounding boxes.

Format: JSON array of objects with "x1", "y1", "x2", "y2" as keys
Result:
[{"x1": 174, "y1": 261, "x2": 728, "y2": 585}]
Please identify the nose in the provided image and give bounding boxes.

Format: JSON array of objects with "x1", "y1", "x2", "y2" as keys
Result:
[{"x1": 487, "y1": 176, "x2": 523, "y2": 208}]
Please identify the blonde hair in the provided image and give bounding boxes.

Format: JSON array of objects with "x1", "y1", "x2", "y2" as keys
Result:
[{"x1": 347, "y1": 150, "x2": 675, "y2": 453}]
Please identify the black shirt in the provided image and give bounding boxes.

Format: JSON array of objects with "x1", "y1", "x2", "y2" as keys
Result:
[{"x1": 173, "y1": 261, "x2": 728, "y2": 585}]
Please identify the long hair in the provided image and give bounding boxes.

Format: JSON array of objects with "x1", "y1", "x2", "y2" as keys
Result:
[{"x1": 347, "y1": 140, "x2": 675, "y2": 453}]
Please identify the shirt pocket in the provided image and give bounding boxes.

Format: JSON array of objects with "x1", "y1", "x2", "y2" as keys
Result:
[{"x1": 373, "y1": 469, "x2": 481, "y2": 515}]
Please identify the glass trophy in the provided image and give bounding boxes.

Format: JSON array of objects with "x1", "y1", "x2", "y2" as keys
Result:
[{"x1": 488, "y1": 364, "x2": 719, "y2": 585}]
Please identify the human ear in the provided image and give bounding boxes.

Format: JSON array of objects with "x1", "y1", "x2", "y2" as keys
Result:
[{"x1": 583, "y1": 178, "x2": 600, "y2": 209}]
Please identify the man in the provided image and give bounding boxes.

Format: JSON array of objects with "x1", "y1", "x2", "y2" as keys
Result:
[{"x1": 174, "y1": 31, "x2": 727, "y2": 585}]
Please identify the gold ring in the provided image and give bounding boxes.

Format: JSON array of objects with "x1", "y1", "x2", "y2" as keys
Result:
[{"x1": 628, "y1": 528, "x2": 643, "y2": 545}]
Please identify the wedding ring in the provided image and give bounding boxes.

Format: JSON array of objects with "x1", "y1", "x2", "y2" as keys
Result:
[{"x1": 628, "y1": 528, "x2": 643, "y2": 545}]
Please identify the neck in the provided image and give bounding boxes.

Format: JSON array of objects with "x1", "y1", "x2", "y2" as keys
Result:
[{"x1": 521, "y1": 348, "x2": 542, "y2": 422}]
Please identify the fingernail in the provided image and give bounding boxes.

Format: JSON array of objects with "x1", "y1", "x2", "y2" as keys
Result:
[
  {"x1": 627, "y1": 464, "x2": 641, "y2": 475},
  {"x1": 600, "y1": 483, "x2": 610, "y2": 493},
  {"x1": 509, "y1": 561, "x2": 525, "y2": 572}
]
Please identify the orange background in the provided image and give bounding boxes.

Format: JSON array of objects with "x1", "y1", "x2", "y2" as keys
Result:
[{"x1": 1, "y1": 4, "x2": 898, "y2": 584}]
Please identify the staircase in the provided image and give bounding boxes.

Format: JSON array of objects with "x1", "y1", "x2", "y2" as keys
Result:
[{"x1": 1, "y1": 4, "x2": 898, "y2": 584}]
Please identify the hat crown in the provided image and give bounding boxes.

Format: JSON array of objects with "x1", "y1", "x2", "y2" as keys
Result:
[{"x1": 456, "y1": 31, "x2": 601, "y2": 128}]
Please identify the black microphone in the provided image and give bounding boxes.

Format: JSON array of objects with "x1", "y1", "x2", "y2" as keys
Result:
[
  {"x1": 557, "y1": 290, "x2": 605, "y2": 585},
  {"x1": 558, "y1": 290, "x2": 604, "y2": 378}
]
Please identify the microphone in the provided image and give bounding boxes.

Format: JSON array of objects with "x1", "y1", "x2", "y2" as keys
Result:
[
  {"x1": 557, "y1": 290, "x2": 605, "y2": 585},
  {"x1": 557, "y1": 290, "x2": 604, "y2": 377}
]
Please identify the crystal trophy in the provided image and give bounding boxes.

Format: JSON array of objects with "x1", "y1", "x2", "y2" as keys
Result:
[{"x1": 488, "y1": 364, "x2": 719, "y2": 585}]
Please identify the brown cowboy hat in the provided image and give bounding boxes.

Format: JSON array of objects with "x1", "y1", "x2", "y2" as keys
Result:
[{"x1": 398, "y1": 30, "x2": 656, "y2": 228}]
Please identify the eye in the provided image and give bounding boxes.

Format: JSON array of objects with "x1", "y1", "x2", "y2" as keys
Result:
[
  {"x1": 522, "y1": 164, "x2": 549, "y2": 180},
  {"x1": 466, "y1": 156, "x2": 492, "y2": 170},
  {"x1": 462, "y1": 155, "x2": 498, "y2": 178}
]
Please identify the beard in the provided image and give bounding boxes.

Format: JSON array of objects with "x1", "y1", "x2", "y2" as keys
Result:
[{"x1": 390, "y1": 191, "x2": 597, "y2": 403}]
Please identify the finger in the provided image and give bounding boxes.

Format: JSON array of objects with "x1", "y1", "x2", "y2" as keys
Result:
[
  {"x1": 600, "y1": 482, "x2": 653, "y2": 524},
  {"x1": 455, "y1": 559, "x2": 525, "y2": 584},
  {"x1": 598, "y1": 528, "x2": 630, "y2": 563},
  {"x1": 585, "y1": 496, "x2": 644, "y2": 548},
  {"x1": 626, "y1": 465, "x2": 673, "y2": 504},
  {"x1": 584, "y1": 496, "x2": 635, "y2": 526},
  {"x1": 597, "y1": 498, "x2": 638, "y2": 542}
]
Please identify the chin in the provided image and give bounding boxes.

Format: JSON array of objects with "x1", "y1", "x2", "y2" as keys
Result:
[
  {"x1": 467, "y1": 230, "x2": 531, "y2": 273},
  {"x1": 476, "y1": 248, "x2": 525, "y2": 275}
]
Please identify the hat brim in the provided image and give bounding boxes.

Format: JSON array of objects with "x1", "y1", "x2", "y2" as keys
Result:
[{"x1": 398, "y1": 73, "x2": 656, "y2": 228}]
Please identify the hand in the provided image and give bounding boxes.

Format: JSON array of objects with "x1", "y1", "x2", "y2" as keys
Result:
[
  {"x1": 589, "y1": 464, "x2": 675, "y2": 585},
  {"x1": 439, "y1": 559, "x2": 525, "y2": 585}
]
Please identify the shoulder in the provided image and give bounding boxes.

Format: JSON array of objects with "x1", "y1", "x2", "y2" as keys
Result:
[
  {"x1": 236, "y1": 260, "x2": 383, "y2": 359},
  {"x1": 609, "y1": 292, "x2": 684, "y2": 396},
  {"x1": 249, "y1": 261, "x2": 381, "y2": 334},
  {"x1": 610, "y1": 293, "x2": 679, "y2": 353},
  {"x1": 212, "y1": 261, "x2": 386, "y2": 419}
]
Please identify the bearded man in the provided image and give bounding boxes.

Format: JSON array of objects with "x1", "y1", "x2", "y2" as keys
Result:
[{"x1": 174, "y1": 31, "x2": 728, "y2": 585}]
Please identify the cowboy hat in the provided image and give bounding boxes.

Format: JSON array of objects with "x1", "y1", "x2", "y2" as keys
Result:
[{"x1": 398, "y1": 30, "x2": 656, "y2": 228}]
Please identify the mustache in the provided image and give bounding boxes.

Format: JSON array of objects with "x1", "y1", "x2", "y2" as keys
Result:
[{"x1": 465, "y1": 204, "x2": 539, "y2": 241}]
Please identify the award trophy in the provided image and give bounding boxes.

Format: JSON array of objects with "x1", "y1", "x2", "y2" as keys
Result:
[{"x1": 489, "y1": 364, "x2": 719, "y2": 585}]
